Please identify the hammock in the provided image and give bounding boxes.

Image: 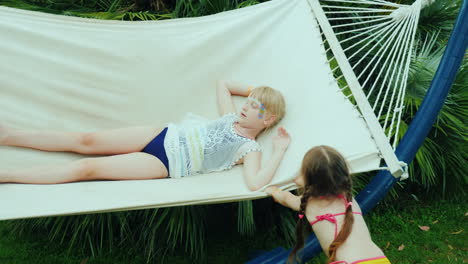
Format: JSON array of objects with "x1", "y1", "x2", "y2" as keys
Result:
[{"x1": 0, "y1": 0, "x2": 407, "y2": 220}]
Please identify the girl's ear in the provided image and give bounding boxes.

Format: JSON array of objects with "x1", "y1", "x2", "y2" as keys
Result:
[{"x1": 264, "y1": 114, "x2": 276, "y2": 127}]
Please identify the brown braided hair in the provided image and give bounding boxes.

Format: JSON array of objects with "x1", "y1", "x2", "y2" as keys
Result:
[
  {"x1": 288, "y1": 188, "x2": 313, "y2": 263},
  {"x1": 288, "y1": 146, "x2": 354, "y2": 263}
]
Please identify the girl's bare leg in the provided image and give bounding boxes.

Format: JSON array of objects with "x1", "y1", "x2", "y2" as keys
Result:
[
  {"x1": 0, "y1": 152, "x2": 168, "y2": 184},
  {"x1": 0, "y1": 125, "x2": 162, "y2": 155}
]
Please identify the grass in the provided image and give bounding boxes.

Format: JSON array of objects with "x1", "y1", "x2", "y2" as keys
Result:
[
  {"x1": 0, "y1": 197, "x2": 466, "y2": 264},
  {"x1": 371, "y1": 199, "x2": 466, "y2": 263}
]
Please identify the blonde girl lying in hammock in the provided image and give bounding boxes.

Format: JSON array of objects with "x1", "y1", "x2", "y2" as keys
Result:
[{"x1": 0, "y1": 81, "x2": 290, "y2": 191}]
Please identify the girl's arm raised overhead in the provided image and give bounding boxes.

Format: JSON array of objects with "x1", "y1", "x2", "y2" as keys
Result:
[
  {"x1": 216, "y1": 80, "x2": 252, "y2": 116},
  {"x1": 242, "y1": 126, "x2": 291, "y2": 191},
  {"x1": 265, "y1": 186, "x2": 301, "y2": 212}
]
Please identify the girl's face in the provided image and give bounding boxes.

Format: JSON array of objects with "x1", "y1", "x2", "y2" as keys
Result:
[{"x1": 238, "y1": 97, "x2": 272, "y2": 129}]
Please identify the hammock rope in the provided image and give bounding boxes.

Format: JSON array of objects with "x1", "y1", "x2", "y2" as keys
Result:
[{"x1": 316, "y1": 0, "x2": 424, "y2": 151}]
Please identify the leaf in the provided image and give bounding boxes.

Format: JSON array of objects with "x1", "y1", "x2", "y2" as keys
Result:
[
  {"x1": 448, "y1": 245, "x2": 454, "y2": 250},
  {"x1": 450, "y1": 229, "x2": 463, "y2": 235},
  {"x1": 398, "y1": 244, "x2": 405, "y2": 251},
  {"x1": 432, "y1": 220, "x2": 439, "y2": 224},
  {"x1": 384, "y1": 241, "x2": 391, "y2": 250},
  {"x1": 410, "y1": 194, "x2": 420, "y2": 201},
  {"x1": 80, "y1": 258, "x2": 89, "y2": 264},
  {"x1": 465, "y1": 212, "x2": 468, "y2": 217},
  {"x1": 237, "y1": 200, "x2": 256, "y2": 235},
  {"x1": 419, "y1": 225, "x2": 430, "y2": 231}
]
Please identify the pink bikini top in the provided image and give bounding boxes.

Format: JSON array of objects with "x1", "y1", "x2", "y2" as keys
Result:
[{"x1": 309, "y1": 194, "x2": 362, "y2": 239}]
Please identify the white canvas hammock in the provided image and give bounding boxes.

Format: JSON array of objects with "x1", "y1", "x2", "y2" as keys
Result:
[{"x1": 0, "y1": 0, "x2": 414, "y2": 220}]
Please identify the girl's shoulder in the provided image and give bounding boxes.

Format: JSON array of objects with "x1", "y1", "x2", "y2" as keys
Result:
[
  {"x1": 305, "y1": 197, "x2": 344, "y2": 218},
  {"x1": 239, "y1": 140, "x2": 261, "y2": 151}
]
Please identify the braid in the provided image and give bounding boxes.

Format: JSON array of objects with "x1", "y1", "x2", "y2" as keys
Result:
[
  {"x1": 327, "y1": 189, "x2": 355, "y2": 263},
  {"x1": 288, "y1": 188, "x2": 313, "y2": 263},
  {"x1": 291, "y1": 145, "x2": 355, "y2": 263}
]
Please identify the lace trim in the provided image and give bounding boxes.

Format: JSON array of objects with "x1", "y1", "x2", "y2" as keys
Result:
[{"x1": 227, "y1": 146, "x2": 262, "y2": 170}]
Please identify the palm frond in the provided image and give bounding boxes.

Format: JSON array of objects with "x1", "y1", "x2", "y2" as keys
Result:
[
  {"x1": 417, "y1": 0, "x2": 461, "y2": 44},
  {"x1": 383, "y1": 31, "x2": 468, "y2": 198},
  {"x1": 237, "y1": 200, "x2": 256, "y2": 235}
]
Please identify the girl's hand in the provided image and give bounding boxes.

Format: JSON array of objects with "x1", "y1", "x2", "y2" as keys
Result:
[
  {"x1": 272, "y1": 127, "x2": 291, "y2": 151},
  {"x1": 265, "y1": 186, "x2": 280, "y2": 195},
  {"x1": 265, "y1": 186, "x2": 281, "y2": 203}
]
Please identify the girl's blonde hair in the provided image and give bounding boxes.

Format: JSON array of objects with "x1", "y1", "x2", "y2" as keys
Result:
[{"x1": 250, "y1": 86, "x2": 286, "y2": 130}]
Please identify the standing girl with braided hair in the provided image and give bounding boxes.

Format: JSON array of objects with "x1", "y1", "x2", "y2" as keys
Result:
[{"x1": 266, "y1": 145, "x2": 390, "y2": 264}]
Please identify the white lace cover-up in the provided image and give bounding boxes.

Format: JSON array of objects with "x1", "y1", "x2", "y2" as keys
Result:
[{"x1": 163, "y1": 113, "x2": 262, "y2": 178}]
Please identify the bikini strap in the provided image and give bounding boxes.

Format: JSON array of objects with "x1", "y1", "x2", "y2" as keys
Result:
[
  {"x1": 310, "y1": 213, "x2": 339, "y2": 238},
  {"x1": 337, "y1": 194, "x2": 355, "y2": 210},
  {"x1": 336, "y1": 194, "x2": 348, "y2": 204},
  {"x1": 310, "y1": 212, "x2": 363, "y2": 239}
]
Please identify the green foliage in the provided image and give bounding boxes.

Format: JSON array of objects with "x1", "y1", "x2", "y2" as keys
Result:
[
  {"x1": 417, "y1": 0, "x2": 462, "y2": 43},
  {"x1": 8, "y1": 206, "x2": 209, "y2": 262},
  {"x1": 238, "y1": 198, "x2": 297, "y2": 245},
  {"x1": 237, "y1": 200, "x2": 256, "y2": 235},
  {"x1": 389, "y1": 29, "x2": 468, "y2": 199},
  {"x1": 172, "y1": 0, "x2": 261, "y2": 18},
  {"x1": 275, "y1": 205, "x2": 297, "y2": 246},
  {"x1": 0, "y1": 0, "x2": 264, "y2": 20}
]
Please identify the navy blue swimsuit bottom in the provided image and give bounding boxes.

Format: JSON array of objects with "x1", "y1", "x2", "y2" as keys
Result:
[{"x1": 142, "y1": 127, "x2": 170, "y2": 175}]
